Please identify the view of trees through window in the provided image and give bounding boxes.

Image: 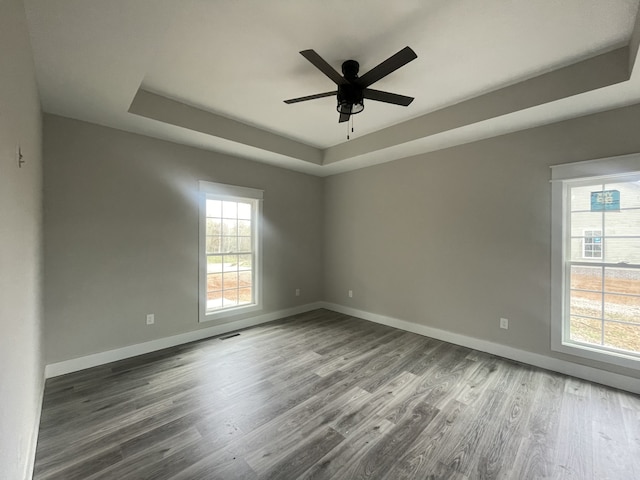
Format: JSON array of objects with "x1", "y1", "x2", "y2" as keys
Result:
[{"x1": 205, "y1": 198, "x2": 254, "y2": 311}]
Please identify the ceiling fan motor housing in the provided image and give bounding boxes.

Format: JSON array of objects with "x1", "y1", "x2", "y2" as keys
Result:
[{"x1": 341, "y1": 59, "x2": 360, "y2": 79}]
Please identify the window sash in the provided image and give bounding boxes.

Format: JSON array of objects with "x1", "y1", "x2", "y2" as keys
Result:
[
  {"x1": 564, "y1": 180, "x2": 640, "y2": 355},
  {"x1": 551, "y1": 156, "x2": 640, "y2": 369},
  {"x1": 198, "y1": 181, "x2": 263, "y2": 323}
]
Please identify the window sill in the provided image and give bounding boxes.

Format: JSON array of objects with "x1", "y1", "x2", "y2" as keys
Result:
[
  {"x1": 199, "y1": 303, "x2": 262, "y2": 323},
  {"x1": 552, "y1": 338, "x2": 640, "y2": 370}
]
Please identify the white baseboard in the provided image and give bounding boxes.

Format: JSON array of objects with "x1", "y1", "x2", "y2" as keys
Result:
[
  {"x1": 320, "y1": 302, "x2": 640, "y2": 394},
  {"x1": 26, "y1": 369, "x2": 45, "y2": 480},
  {"x1": 44, "y1": 302, "x2": 323, "y2": 378},
  {"x1": 44, "y1": 300, "x2": 640, "y2": 393}
]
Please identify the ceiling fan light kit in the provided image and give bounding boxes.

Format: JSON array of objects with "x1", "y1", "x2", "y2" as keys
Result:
[
  {"x1": 337, "y1": 83, "x2": 364, "y2": 115},
  {"x1": 284, "y1": 46, "x2": 417, "y2": 124}
]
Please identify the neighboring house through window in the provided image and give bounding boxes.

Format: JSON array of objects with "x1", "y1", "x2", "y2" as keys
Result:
[
  {"x1": 582, "y1": 229, "x2": 603, "y2": 259},
  {"x1": 551, "y1": 154, "x2": 640, "y2": 369},
  {"x1": 199, "y1": 181, "x2": 263, "y2": 322}
]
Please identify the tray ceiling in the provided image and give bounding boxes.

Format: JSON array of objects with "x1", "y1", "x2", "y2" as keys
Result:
[{"x1": 24, "y1": 0, "x2": 640, "y2": 175}]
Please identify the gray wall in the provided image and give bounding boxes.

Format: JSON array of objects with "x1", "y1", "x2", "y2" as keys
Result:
[
  {"x1": 323, "y1": 103, "x2": 640, "y2": 380},
  {"x1": 43, "y1": 104, "x2": 640, "y2": 381},
  {"x1": 43, "y1": 115, "x2": 324, "y2": 364},
  {"x1": 0, "y1": 0, "x2": 44, "y2": 478}
]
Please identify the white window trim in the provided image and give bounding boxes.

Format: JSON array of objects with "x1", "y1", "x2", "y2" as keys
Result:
[
  {"x1": 198, "y1": 180, "x2": 264, "y2": 323},
  {"x1": 550, "y1": 153, "x2": 640, "y2": 369}
]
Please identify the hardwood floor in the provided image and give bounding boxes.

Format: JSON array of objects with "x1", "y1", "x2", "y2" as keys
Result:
[{"x1": 34, "y1": 309, "x2": 640, "y2": 479}]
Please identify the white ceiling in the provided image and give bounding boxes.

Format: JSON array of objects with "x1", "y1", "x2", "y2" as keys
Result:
[{"x1": 23, "y1": 0, "x2": 640, "y2": 176}]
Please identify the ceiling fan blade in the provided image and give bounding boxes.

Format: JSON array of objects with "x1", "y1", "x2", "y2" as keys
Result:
[
  {"x1": 284, "y1": 91, "x2": 336, "y2": 104},
  {"x1": 356, "y1": 46, "x2": 417, "y2": 88},
  {"x1": 300, "y1": 50, "x2": 346, "y2": 85},
  {"x1": 363, "y1": 88, "x2": 414, "y2": 106}
]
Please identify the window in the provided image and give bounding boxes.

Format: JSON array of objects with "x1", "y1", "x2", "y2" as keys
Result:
[
  {"x1": 582, "y1": 229, "x2": 602, "y2": 259},
  {"x1": 551, "y1": 154, "x2": 640, "y2": 368},
  {"x1": 199, "y1": 181, "x2": 263, "y2": 322}
]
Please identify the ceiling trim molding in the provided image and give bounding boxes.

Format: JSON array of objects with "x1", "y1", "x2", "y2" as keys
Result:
[
  {"x1": 631, "y1": 5, "x2": 640, "y2": 72},
  {"x1": 129, "y1": 89, "x2": 323, "y2": 165},
  {"x1": 128, "y1": 43, "x2": 637, "y2": 175},
  {"x1": 323, "y1": 46, "x2": 631, "y2": 165}
]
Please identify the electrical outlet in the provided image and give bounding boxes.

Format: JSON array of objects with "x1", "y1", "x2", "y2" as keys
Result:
[
  {"x1": 348, "y1": 290, "x2": 353, "y2": 298},
  {"x1": 146, "y1": 314, "x2": 155, "y2": 325},
  {"x1": 500, "y1": 317, "x2": 509, "y2": 329},
  {"x1": 295, "y1": 288, "x2": 300, "y2": 296}
]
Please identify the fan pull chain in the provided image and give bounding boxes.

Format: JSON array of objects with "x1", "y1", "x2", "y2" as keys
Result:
[{"x1": 347, "y1": 116, "x2": 355, "y2": 140}]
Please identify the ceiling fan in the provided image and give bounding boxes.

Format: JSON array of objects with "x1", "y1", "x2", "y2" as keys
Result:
[{"x1": 284, "y1": 46, "x2": 418, "y2": 123}]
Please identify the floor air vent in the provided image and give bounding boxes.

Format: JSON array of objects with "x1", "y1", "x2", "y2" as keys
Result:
[{"x1": 219, "y1": 333, "x2": 240, "y2": 340}]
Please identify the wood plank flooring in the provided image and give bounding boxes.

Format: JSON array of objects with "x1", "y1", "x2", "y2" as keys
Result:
[{"x1": 33, "y1": 309, "x2": 640, "y2": 479}]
